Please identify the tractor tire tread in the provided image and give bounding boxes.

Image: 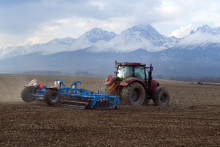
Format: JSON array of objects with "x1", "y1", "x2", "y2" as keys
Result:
[
  {"x1": 153, "y1": 86, "x2": 170, "y2": 106},
  {"x1": 121, "y1": 82, "x2": 145, "y2": 106}
]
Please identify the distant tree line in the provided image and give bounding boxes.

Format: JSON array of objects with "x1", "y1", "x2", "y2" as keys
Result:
[
  {"x1": 19, "y1": 70, "x2": 106, "y2": 77},
  {"x1": 155, "y1": 75, "x2": 220, "y2": 83}
]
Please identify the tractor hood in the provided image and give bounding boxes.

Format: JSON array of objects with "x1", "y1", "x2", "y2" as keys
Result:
[{"x1": 119, "y1": 77, "x2": 145, "y2": 86}]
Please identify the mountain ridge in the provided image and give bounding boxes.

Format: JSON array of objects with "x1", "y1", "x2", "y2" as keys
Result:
[
  {"x1": 0, "y1": 24, "x2": 219, "y2": 77},
  {"x1": 0, "y1": 24, "x2": 179, "y2": 59},
  {"x1": 1, "y1": 24, "x2": 220, "y2": 59}
]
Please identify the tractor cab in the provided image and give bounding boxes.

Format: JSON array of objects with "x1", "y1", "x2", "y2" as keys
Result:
[
  {"x1": 114, "y1": 61, "x2": 158, "y2": 91},
  {"x1": 116, "y1": 62, "x2": 146, "y2": 81}
]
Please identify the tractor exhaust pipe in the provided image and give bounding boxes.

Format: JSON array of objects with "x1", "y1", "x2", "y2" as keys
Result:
[{"x1": 148, "y1": 64, "x2": 153, "y2": 91}]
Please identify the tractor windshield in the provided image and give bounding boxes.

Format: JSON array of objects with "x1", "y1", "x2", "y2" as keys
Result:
[
  {"x1": 134, "y1": 66, "x2": 145, "y2": 81},
  {"x1": 117, "y1": 66, "x2": 133, "y2": 79}
]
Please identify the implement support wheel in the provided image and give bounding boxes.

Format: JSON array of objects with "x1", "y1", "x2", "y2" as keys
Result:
[
  {"x1": 21, "y1": 86, "x2": 36, "y2": 102},
  {"x1": 44, "y1": 89, "x2": 60, "y2": 105}
]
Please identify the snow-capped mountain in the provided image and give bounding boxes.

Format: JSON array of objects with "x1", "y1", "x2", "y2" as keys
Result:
[
  {"x1": 0, "y1": 24, "x2": 220, "y2": 60},
  {"x1": 80, "y1": 28, "x2": 116, "y2": 43},
  {"x1": 0, "y1": 28, "x2": 116, "y2": 58},
  {"x1": 0, "y1": 24, "x2": 220, "y2": 77},
  {"x1": 196, "y1": 24, "x2": 220, "y2": 34},
  {"x1": 67, "y1": 28, "x2": 116, "y2": 51},
  {"x1": 0, "y1": 37, "x2": 76, "y2": 59},
  {"x1": 0, "y1": 24, "x2": 180, "y2": 59},
  {"x1": 92, "y1": 24, "x2": 179, "y2": 52},
  {"x1": 177, "y1": 25, "x2": 220, "y2": 47},
  {"x1": 38, "y1": 28, "x2": 117, "y2": 54},
  {"x1": 39, "y1": 37, "x2": 75, "y2": 54}
]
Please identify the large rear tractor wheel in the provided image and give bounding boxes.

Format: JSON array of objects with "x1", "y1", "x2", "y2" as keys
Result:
[
  {"x1": 21, "y1": 86, "x2": 36, "y2": 102},
  {"x1": 44, "y1": 89, "x2": 60, "y2": 105},
  {"x1": 153, "y1": 86, "x2": 170, "y2": 106},
  {"x1": 121, "y1": 82, "x2": 145, "y2": 106}
]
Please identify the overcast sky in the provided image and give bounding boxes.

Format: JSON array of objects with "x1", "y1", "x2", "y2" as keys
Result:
[{"x1": 0, "y1": 0, "x2": 220, "y2": 48}]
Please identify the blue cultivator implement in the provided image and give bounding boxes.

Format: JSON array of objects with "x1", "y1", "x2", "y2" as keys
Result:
[{"x1": 21, "y1": 79, "x2": 119, "y2": 109}]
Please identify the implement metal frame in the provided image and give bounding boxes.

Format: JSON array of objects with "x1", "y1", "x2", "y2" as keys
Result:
[{"x1": 29, "y1": 79, "x2": 119, "y2": 109}]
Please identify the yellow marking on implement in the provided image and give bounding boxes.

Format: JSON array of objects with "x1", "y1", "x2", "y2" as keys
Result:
[
  {"x1": 107, "y1": 82, "x2": 115, "y2": 92},
  {"x1": 80, "y1": 84, "x2": 83, "y2": 88}
]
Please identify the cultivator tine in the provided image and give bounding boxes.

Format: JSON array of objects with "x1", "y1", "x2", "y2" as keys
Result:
[
  {"x1": 59, "y1": 100, "x2": 89, "y2": 109},
  {"x1": 61, "y1": 104, "x2": 87, "y2": 109},
  {"x1": 60, "y1": 100, "x2": 89, "y2": 105}
]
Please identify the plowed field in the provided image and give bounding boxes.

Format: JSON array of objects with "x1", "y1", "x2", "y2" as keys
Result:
[{"x1": 0, "y1": 74, "x2": 219, "y2": 146}]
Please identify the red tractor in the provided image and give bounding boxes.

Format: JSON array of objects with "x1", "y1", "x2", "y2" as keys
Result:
[{"x1": 104, "y1": 61, "x2": 170, "y2": 106}]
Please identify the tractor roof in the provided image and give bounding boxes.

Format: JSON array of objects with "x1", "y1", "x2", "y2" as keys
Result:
[{"x1": 116, "y1": 62, "x2": 146, "y2": 66}]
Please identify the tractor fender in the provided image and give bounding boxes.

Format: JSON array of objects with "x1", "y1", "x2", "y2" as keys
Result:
[
  {"x1": 119, "y1": 77, "x2": 145, "y2": 87},
  {"x1": 104, "y1": 77, "x2": 119, "y2": 86},
  {"x1": 146, "y1": 79, "x2": 160, "y2": 91}
]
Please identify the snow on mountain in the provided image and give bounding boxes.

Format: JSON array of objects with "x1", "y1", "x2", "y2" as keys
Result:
[
  {"x1": 44, "y1": 28, "x2": 116, "y2": 53},
  {"x1": 0, "y1": 37, "x2": 76, "y2": 59},
  {"x1": 81, "y1": 28, "x2": 116, "y2": 43},
  {"x1": 0, "y1": 46, "x2": 29, "y2": 59},
  {"x1": 40, "y1": 37, "x2": 75, "y2": 54},
  {"x1": 177, "y1": 25, "x2": 220, "y2": 47},
  {"x1": 197, "y1": 24, "x2": 220, "y2": 34},
  {"x1": 67, "y1": 28, "x2": 116, "y2": 51},
  {"x1": 0, "y1": 24, "x2": 220, "y2": 77},
  {"x1": 2, "y1": 24, "x2": 220, "y2": 60},
  {"x1": 0, "y1": 25, "x2": 179, "y2": 59},
  {"x1": 92, "y1": 24, "x2": 179, "y2": 52},
  {"x1": 0, "y1": 28, "x2": 116, "y2": 59}
]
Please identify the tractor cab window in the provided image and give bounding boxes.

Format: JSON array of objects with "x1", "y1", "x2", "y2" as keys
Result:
[
  {"x1": 134, "y1": 66, "x2": 145, "y2": 81},
  {"x1": 117, "y1": 66, "x2": 133, "y2": 79}
]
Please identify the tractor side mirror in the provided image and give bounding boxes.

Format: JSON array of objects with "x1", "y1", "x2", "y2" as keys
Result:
[{"x1": 150, "y1": 64, "x2": 153, "y2": 72}]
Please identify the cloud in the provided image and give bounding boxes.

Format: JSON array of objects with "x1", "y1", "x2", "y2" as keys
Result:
[
  {"x1": 0, "y1": 32, "x2": 28, "y2": 48},
  {"x1": 171, "y1": 25, "x2": 195, "y2": 38},
  {"x1": 89, "y1": 1, "x2": 105, "y2": 10},
  {"x1": 214, "y1": 22, "x2": 220, "y2": 27},
  {"x1": 1, "y1": 0, "x2": 220, "y2": 48},
  {"x1": 24, "y1": 16, "x2": 136, "y2": 45},
  {"x1": 0, "y1": 0, "x2": 93, "y2": 34}
]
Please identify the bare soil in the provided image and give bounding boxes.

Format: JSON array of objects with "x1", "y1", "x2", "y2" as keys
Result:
[{"x1": 0, "y1": 74, "x2": 220, "y2": 146}]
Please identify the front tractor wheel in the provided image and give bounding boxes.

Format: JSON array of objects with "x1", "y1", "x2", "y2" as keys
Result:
[
  {"x1": 121, "y1": 82, "x2": 145, "y2": 106},
  {"x1": 153, "y1": 86, "x2": 170, "y2": 106},
  {"x1": 44, "y1": 89, "x2": 60, "y2": 105}
]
